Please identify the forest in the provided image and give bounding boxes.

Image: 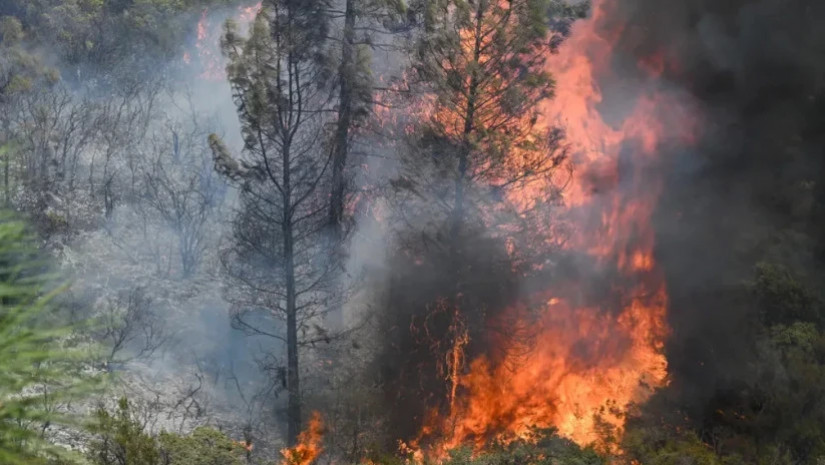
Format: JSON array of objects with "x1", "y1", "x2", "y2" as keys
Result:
[{"x1": 0, "y1": 0, "x2": 823, "y2": 463}]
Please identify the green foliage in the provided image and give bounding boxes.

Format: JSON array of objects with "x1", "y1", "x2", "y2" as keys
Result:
[
  {"x1": 217, "y1": 0, "x2": 340, "y2": 445},
  {"x1": 0, "y1": 0, "x2": 232, "y2": 74},
  {"x1": 0, "y1": 16, "x2": 53, "y2": 101},
  {"x1": 626, "y1": 263, "x2": 825, "y2": 465},
  {"x1": 743, "y1": 266, "x2": 825, "y2": 461},
  {"x1": 87, "y1": 397, "x2": 245, "y2": 465},
  {"x1": 0, "y1": 211, "x2": 100, "y2": 464},
  {"x1": 412, "y1": 0, "x2": 562, "y2": 164},
  {"x1": 623, "y1": 427, "x2": 722, "y2": 465},
  {"x1": 158, "y1": 427, "x2": 244, "y2": 465},
  {"x1": 459, "y1": 431, "x2": 604, "y2": 465},
  {"x1": 398, "y1": 0, "x2": 574, "y2": 241},
  {"x1": 0, "y1": 16, "x2": 24, "y2": 43},
  {"x1": 759, "y1": 322, "x2": 825, "y2": 462},
  {"x1": 752, "y1": 262, "x2": 823, "y2": 326},
  {"x1": 368, "y1": 430, "x2": 603, "y2": 465},
  {"x1": 87, "y1": 398, "x2": 161, "y2": 465}
]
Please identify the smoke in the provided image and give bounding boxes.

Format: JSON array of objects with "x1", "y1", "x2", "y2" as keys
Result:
[
  {"x1": 601, "y1": 0, "x2": 825, "y2": 418},
  {"x1": 9, "y1": 0, "x2": 290, "y2": 439},
  {"x1": 369, "y1": 224, "x2": 524, "y2": 444},
  {"x1": 358, "y1": 0, "x2": 823, "y2": 450},
  {"x1": 10, "y1": 0, "x2": 821, "y2": 454}
]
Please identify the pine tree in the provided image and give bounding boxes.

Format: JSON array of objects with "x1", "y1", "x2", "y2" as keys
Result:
[
  {"x1": 0, "y1": 209, "x2": 99, "y2": 464},
  {"x1": 325, "y1": 0, "x2": 407, "y2": 327},
  {"x1": 210, "y1": 2, "x2": 336, "y2": 445},
  {"x1": 371, "y1": 0, "x2": 579, "y2": 442},
  {"x1": 327, "y1": 0, "x2": 406, "y2": 238},
  {"x1": 403, "y1": 0, "x2": 573, "y2": 248}
]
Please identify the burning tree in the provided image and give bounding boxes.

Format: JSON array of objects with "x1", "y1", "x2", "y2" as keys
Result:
[
  {"x1": 324, "y1": 0, "x2": 408, "y2": 330},
  {"x1": 401, "y1": 0, "x2": 577, "y2": 245},
  {"x1": 209, "y1": 2, "x2": 337, "y2": 446},
  {"x1": 372, "y1": 0, "x2": 582, "y2": 449}
]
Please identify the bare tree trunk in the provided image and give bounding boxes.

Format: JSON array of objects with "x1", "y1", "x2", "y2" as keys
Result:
[
  {"x1": 4, "y1": 149, "x2": 9, "y2": 207},
  {"x1": 450, "y1": 0, "x2": 485, "y2": 249},
  {"x1": 282, "y1": 140, "x2": 301, "y2": 446},
  {"x1": 327, "y1": 0, "x2": 357, "y2": 328},
  {"x1": 2, "y1": 120, "x2": 10, "y2": 206},
  {"x1": 330, "y1": 0, "x2": 355, "y2": 233}
]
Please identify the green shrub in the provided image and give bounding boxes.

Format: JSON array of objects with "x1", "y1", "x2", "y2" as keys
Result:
[
  {"x1": 0, "y1": 211, "x2": 100, "y2": 464},
  {"x1": 87, "y1": 397, "x2": 245, "y2": 465}
]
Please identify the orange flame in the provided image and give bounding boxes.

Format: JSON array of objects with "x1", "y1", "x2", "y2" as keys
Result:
[
  {"x1": 413, "y1": 0, "x2": 698, "y2": 457},
  {"x1": 233, "y1": 439, "x2": 254, "y2": 452},
  {"x1": 446, "y1": 308, "x2": 469, "y2": 419},
  {"x1": 280, "y1": 412, "x2": 324, "y2": 465},
  {"x1": 184, "y1": 2, "x2": 262, "y2": 80},
  {"x1": 239, "y1": 2, "x2": 263, "y2": 22}
]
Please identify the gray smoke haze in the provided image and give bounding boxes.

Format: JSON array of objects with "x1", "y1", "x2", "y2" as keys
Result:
[
  {"x1": 18, "y1": 0, "x2": 823, "y2": 453},
  {"x1": 29, "y1": 2, "x2": 295, "y2": 444},
  {"x1": 598, "y1": 0, "x2": 825, "y2": 415},
  {"x1": 41, "y1": 0, "x2": 417, "y2": 451}
]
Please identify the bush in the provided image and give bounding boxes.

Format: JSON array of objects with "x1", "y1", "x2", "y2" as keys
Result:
[
  {"x1": 366, "y1": 429, "x2": 604, "y2": 465},
  {"x1": 0, "y1": 211, "x2": 99, "y2": 464},
  {"x1": 87, "y1": 397, "x2": 245, "y2": 465}
]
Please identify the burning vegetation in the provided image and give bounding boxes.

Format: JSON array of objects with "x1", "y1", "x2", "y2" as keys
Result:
[
  {"x1": 280, "y1": 412, "x2": 325, "y2": 465},
  {"x1": 0, "y1": 0, "x2": 824, "y2": 463},
  {"x1": 369, "y1": 0, "x2": 699, "y2": 458}
]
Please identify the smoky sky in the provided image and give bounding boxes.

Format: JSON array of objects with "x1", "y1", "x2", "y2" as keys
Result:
[{"x1": 594, "y1": 0, "x2": 825, "y2": 413}]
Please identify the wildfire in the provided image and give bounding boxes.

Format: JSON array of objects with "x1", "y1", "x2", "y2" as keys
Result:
[
  {"x1": 413, "y1": 0, "x2": 697, "y2": 457},
  {"x1": 185, "y1": 0, "x2": 698, "y2": 460},
  {"x1": 280, "y1": 412, "x2": 324, "y2": 465},
  {"x1": 238, "y1": 3, "x2": 263, "y2": 22},
  {"x1": 184, "y1": 2, "x2": 263, "y2": 80},
  {"x1": 234, "y1": 440, "x2": 254, "y2": 452}
]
